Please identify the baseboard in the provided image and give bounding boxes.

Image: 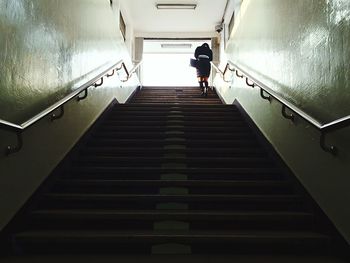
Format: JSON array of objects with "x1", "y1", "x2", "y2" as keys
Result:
[
  {"x1": 125, "y1": 85, "x2": 141, "y2": 103},
  {"x1": 212, "y1": 85, "x2": 228, "y2": 105}
]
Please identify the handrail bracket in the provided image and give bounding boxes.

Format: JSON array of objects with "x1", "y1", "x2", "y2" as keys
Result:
[
  {"x1": 6, "y1": 132, "x2": 23, "y2": 156},
  {"x1": 116, "y1": 62, "x2": 131, "y2": 82},
  {"x1": 260, "y1": 88, "x2": 271, "y2": 102},
  {"x1": 94, "y1": 77, "x2": 104, "y2": 87},
  {"x1": 246, "y1": 77, "x2": 255, "y2": 88},
  {"x1": 50, "y1": 105, "x2": 65, "y2": 121},
  {"x1": 222, "y1": 63, "x2": 235, "y2": 83},
  {"x1": 77, "y1": 89, "x2": 88, "y2": 101},
  {"x1": 107, "y1": 69, "x2": 115, "y2": 77},
  {"x1": 236, "y1": 70, "x2": 244, "y2": 78},
  {"x1": 282, "y1": 105, "x2": 295, "y2": 122}
]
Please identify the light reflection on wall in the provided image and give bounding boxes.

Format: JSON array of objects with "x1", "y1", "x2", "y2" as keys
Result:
[
  {"x1": 328, "y1": 0, "x2": 350, "y2": 24},
  {"x1": 0, "y1": 0, "x2": 123, "y2": 124},
  {"x1": 225, "y1": 0, "x2": 350, "y2": 122},
  {"x1": 0, "y1": 0, "x2": 26, "y2": 24}
]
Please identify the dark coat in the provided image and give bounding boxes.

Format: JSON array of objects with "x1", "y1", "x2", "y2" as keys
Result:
[{"x1": 194, "y1": 44, "x2": 213, "y2": 78}]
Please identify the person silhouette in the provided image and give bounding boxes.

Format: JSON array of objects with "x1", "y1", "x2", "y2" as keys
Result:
[{"x1": 194, "y1": 43, "x2": 213, "y2": 96}]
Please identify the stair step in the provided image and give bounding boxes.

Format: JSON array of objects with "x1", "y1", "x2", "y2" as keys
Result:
[
  {"x1": 80, "y1": 147, "x2": 164, "y2": 156},
  {"x1": 103, "y1": 120, "x2": 248, "y2": 127},
  {"x1": 39, "y1": 193, "x2": 305, "y2": 211},
  {"x1": 66, "y1": 167, "x2": 284, "y2": 180},
  {"x1": 72, "y1": 156, "x2": 273, "y2": 168},
  {"x1": 13, "y1": 230, "x2": 330, "y2": 254},
  {"x1": 91, "y1": 131, "x2": 256, "y2": 140},
  {"x1": 43, "y1": 193, "x2": 303, "y2": 202},
  {"x1": 31, "y1": 210, "x2": 312, "y2": 222},
  {"x1": 113, "y1": 104, "x2": 238, "y2": 110},
  {"x1": 109, "y1": 111, "x2": 241, "y2": 117},
  {"x1": 73, "y1": 157, "x2": 164, "y2": 166},
  {"x1": 27, "y1": 210, "x2": 314, "y2": 230},
  {"x1": 55, "y1": 179, "x2": 289, "y2": 187},
  {"x1": 87, "y1": 139, "x2": 167, "y2": 147},
  {"x1": 106, "y1": 116, "x2": 245, "y2": 121},
  {"x1": 53, "y1": 179, "x2": 293, "y2": 194},
  {"x1": 79, "y1": 146, "x2": 265, "y2": 157},
  {"x1": 86, "y1": 138, "x2": 259, "y2": 147},
  {"x1": 98, "y1": 125, "x2": 252, "y2": 133}
]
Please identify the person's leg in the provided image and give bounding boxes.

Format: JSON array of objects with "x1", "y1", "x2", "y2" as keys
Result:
[
  {"x1": 199, "y1": 80, "x2": 204, "y2": 93},
  {"x1": 203, "y1": 80, "x2": 209, "y2": 96},
  {"x1": 198, "y1": 77, "x2": 205, "y2": 95}
]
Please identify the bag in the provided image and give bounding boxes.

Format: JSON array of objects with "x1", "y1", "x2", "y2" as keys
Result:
[{"x1": 190, "y1": 58, "x2": 198, "y2": 68}]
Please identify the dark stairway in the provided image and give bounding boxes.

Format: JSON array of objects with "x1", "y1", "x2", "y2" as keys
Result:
[{"x1": 2, "y1": 86, "x2": 348, "y2": 259}]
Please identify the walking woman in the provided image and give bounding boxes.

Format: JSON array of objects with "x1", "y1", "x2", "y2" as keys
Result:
[{"x1": 194, "y1": 43, "x2": 213, "y2": 96}]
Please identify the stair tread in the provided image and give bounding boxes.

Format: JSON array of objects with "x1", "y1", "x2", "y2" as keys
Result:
[
  {"x1": 68, "y1": 166, "x2": 283, "y2": 175},
  {"x1": 44, "y1": 193, "x2": 302, "y2": 201},
  {"x1": 80, "y1": 146, "x2": 264, "y2": 152},
  {"x1": 57, "y1": 179, "x2": 289, "y2": 186},
  {"x1": 15, "y1": 229, "x2": 330, "y2": 240},
  {"x1": 32, "y1": 209, "x2": 313, "y2": 217},
  {"x1": 74, "y1": 157, "x2": 270, "y2": 162}
]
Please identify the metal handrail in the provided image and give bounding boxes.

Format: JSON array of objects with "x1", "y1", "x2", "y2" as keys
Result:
[
  {"x1": 119, "y1": 60, "x2": 143, "y2": 82},
  {"x1": 211, "y1": 62, "x2": 235, "y2": 83},
  {"x1": 0, "y1": 59, "x2": 141, "y2": 155},
  {"x1": 215, "y1": 60, "x2": 350, "y2": 155}
]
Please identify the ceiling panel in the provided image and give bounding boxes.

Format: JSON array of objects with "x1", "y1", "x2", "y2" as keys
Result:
[{"x1": 121, "y1": 0, "x2": 228, "y2": 37}]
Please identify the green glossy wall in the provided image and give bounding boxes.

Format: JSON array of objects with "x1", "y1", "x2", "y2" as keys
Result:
[
  {"x1": 226, "y1": 0, "x2": 350, "y2": 123},
  {"x1": 0, "y1": 0, "x2": 139, "y2": 231},
  {"x1": 215, "y1": 0, "x2": 350, "y2": 243},
  {"x1": 0, "y1": 0, "x2": 129, "y2": 124}
]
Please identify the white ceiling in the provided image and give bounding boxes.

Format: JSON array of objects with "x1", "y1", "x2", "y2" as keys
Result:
[{"x1": 120, "y1": 0, "x2": 229, "y2": 37}]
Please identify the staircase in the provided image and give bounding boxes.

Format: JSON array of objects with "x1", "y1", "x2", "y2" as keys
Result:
[
  {"x1": 2, "y1": 86, "x2": 348, "y2": 260},
  {"x1": 129, "y1": 86, "x2": 222, "y2": 104}
]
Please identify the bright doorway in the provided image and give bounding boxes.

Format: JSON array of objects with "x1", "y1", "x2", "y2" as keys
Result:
[{"x1": 142, "y1": 39, "x2": 211, "y2": 86}]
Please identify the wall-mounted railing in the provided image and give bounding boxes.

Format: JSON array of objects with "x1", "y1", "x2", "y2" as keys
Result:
[
  {"x1": 211, "y1": 61, "x2": 350, "y2": 156},
  {"x1": 0, "y1": 59, "x2": 142, "y2": 155}
]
